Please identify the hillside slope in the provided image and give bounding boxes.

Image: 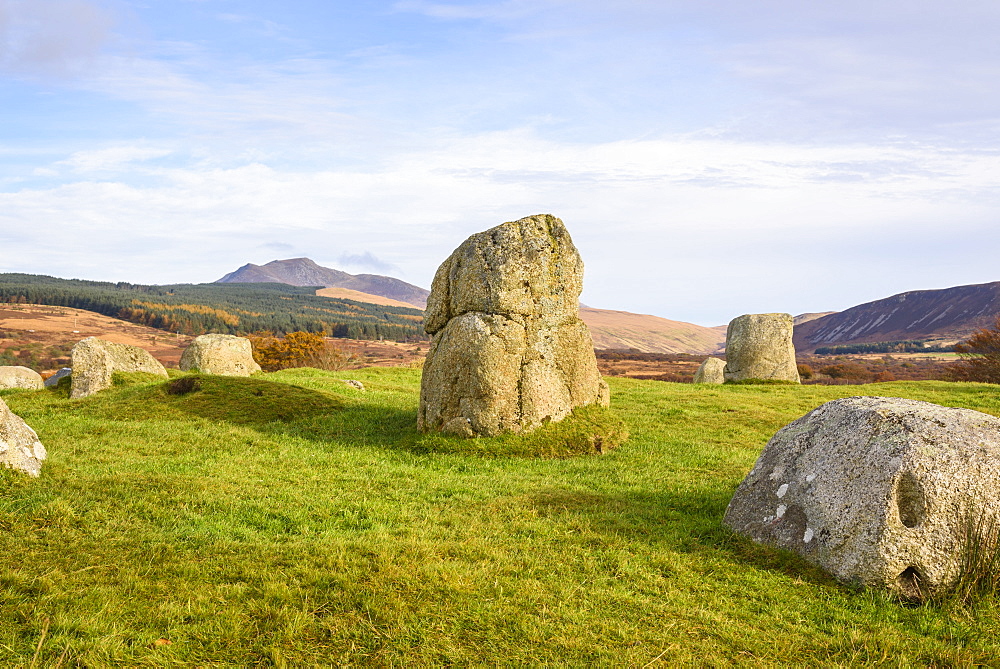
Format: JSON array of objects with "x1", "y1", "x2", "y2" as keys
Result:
[
  {"x1": 794, "y1": 281, "x2": 1000, "y2": 352},
  {"x1": 580, "y1": 307, "x2": 725, "y2": 354},
  {"x1": 218, "y1": 258, "x2": 430, "y2": 308},
  {"x1": 316, "y1": 287, "x2": 421, "y2": 309}
]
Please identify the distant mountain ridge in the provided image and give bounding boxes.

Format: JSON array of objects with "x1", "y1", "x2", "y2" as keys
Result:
[
  {"x1": 794, "y1": 281, "x2": 1000, "y2": 352},
  {"x1": 218, "y1": 258, "x2": 430, "y2": 308}
]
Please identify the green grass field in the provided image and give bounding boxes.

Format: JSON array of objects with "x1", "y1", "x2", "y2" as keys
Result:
[{"x1": 3, "y1": 369, "x2": 1000, "y2": 665}]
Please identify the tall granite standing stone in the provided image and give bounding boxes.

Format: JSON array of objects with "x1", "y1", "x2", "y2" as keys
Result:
[
  {"x1": 693, "y1": 357, "x2": 726, "y2": 384},
  {"x1": 180, "y1": 334, "x2": 261, "y2": 376},
  {"x1": 724, "y1": 396, "x2": 1000, "y2": 599},
  {"x1": 419, "y1": 214, "x2": 609, "y2": 437},
  {"x1": 0, "y1": 366, "x2": 44, "y2": 390},
  {"x1": 0, "y1": 397, "x2": 46, "y2": 477},
  {"x1": 70, "y1": 337, "x2": 168, "y2": 399},
  {"x1": 723, "y1": 313, "x2": 800, "y2": 383}
]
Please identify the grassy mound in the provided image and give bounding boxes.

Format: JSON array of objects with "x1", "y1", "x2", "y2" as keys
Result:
[
  {"x1": 414, "y1": 404, "x2": 629, "y2": 458},
  {"x1": 2, "y1": 370, "x2": 1000, "y2": 664}
]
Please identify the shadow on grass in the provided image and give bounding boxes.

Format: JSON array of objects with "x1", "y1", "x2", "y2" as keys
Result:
[{"x1": 523, "y1": 486, "x2": 841, "y2": 589}]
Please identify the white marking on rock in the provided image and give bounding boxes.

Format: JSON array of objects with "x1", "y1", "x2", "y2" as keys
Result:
[
  {"x1": 776, "y1": 505, "x2": 787, "y2": 518},
  {"x1": 803, "y1": 528, "x2": 814, "y2": 543},
  {"x1": 776, "y1": 484, "x2": 789, "y2": 498},
  {"x1": 805, "y1": 473, "x2": 816, "y2": 483}
]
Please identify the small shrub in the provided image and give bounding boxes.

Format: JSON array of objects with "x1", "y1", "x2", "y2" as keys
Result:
[
  {"x1": 818, "y1": 363, "x2": 872, "y2": 382},
  {"x1": 249, "y1": 332, "x2": 357, "y2": 372},
  {"x1": 167, "y1": 376, "x2": 202, "y2": 395},
  {"x1": 797, "y1": 364, "x2": 814, "y2": 380},
  {"x1": 949, "y1": 317, "x2": 1000, "y2": 383}
]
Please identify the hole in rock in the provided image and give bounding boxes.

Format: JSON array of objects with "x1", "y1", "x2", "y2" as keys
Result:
[
  {"x1": 897, "y1": 566, "x2": 923, "y2": 600},
  {"x1": 896, "y1": 472, "x2": 926, "y2": 528}
]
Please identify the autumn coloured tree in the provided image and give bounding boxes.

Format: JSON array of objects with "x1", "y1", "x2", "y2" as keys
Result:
[
  {"x1": 950, "y1": 318, "x2": 1000, "y2": 383},
  {"x1": 249, "y1": 332, "x2": 355, "y2": 372}
]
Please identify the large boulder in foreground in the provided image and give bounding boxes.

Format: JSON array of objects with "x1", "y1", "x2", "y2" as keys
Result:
[
  {"x1": 180, "y1": 334, "x2": 261, "y2": 376},
  {"x1": 0, "y1": 397, "x2": 46, "y2": 477},
  {"x1": 70, "y1": 337, "x2": 168, "y2": 399},
  {"x1": 0, "y1": 366, "x2": 43, "y2": 390},
  {"x1": 723, "y1": 313, "x2": 799, "y2": 383},
  {"x1": 419, "y1": 214, "x2": 609, "y2": 437},
  {"x1": 693, "y1": 357, "x2": 726, "y2": 384},
  {"x1": 724, "y1": 396, "x2": 1000, "y2": 599}
]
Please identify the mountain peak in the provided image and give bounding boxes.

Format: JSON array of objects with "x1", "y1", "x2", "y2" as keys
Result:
[{"x1": 216, "y1": 258, "x2": 429, "y2": 309}]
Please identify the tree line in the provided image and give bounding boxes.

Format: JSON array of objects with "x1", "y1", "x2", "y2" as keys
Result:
[
  {"x1": 0, "y1": 273, "x2": 427, "y2": 341},
  {"x1": 813, "y1": 340, "x2": 955, "y2": 355}
]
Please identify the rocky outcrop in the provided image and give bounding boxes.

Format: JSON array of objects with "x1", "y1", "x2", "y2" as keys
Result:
[
  {"x1": 44, "y1": 368, "x2": 71, "y2": 388},
  {"x1": 70, "y1": 337, "x2": 168, "y2": 399},
  {"x1": 724, "y1": 313, "x2": 799, "y2": 383},
  {"x1": 724, "y1": 396, "x2": 1000, "y2": 599},
  {"x1": 179, "y1": 334, "x2": 261, "y2": 376},
  {"x1": 0, "y1": 397, "x2": 46, "y2": 476},
  {"x1": 0, "y1": 366, "x2": 43, "y2": 390},
  {"x1": 693, "y1": 357, "x2": 726, "y2": 384},
  {"x1": 418, "y1": 214, "x2": 609, "y2": 437}
]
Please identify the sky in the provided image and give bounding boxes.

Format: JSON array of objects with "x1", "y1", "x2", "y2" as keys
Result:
[{"x1": 2, "y1": 0, "x2": 999, "y2": 326}]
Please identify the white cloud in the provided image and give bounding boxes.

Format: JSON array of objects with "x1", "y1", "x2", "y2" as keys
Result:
[
  {"x1": 4, "y1": 130, "x2": 999, "y2": 323},
  {"x1": 58, "y1": 145, "x2": 173, "y2": 173}
]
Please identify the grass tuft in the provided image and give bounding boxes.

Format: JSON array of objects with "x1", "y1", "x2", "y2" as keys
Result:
[
  {"x1": 929, "y1": 509, "x2": 1000, "y2": 608},
  {"x1": 724, "y1": 378, "x2": 800, "y2": 385},
  {"x1": 414, "y1": 404, "x2": 629, "y2": 458}
]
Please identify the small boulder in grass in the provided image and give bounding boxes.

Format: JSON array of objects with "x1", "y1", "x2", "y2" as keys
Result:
[
  {"x1": 180, "y1": 334, "x2": 261, "y2": 376},
  {"x1": 70, "y1": 337, "x2": 168, "y2": 398},
  {"x1": 0, "y1": 366, "x2": 43, "y2": 390},
  {"x1": 0, "y1": 397, "x2": 46, "y2": 477},
  {"x1": 724, "y1": 396, "x2": 1000, "y2": 600},
  {"x1": 693, "y1": 357, "x2": 725, "y2": 384}
]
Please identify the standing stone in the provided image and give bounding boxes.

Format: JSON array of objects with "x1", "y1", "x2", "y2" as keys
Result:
[
  {"x1": 180, "y1": 334, "x2": 262, "y2": 376},
  {"x1": 723, "y1": 313, "x2": 799, "y2": 383},
  {"x1": 0, "y1": 366, "x2": 44, "y2": 390},
  {"x1": 693, "y1": 357, "x2": 726, "y2": 384},
  {"x1": 70, "y1": 337, "x2": 168, "y2": 399},
  {"x1": 0, "y1": 397, "x2": 46, "y2": 477},
  {"x1": 724, "y1": 396, "x2": 1000, "y2": 599},
  {"x1": 419, "y1": 214, "x2": 609, "y2": 437}
]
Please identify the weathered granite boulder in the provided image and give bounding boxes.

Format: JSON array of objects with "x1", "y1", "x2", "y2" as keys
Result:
[
  {"x1": 0, "y1": 366, "x2": 43, "y2": 390},
  {"x1": 724, "y1": 396, "x2": 1000, "y2": 599},
  {"x1": 44, "y1": 367, "x2": 72, "y2": 387},
  {"x1": 419, "y1": 214, "x2": 609, "y2": 437},
  {"x1": 0, "y1": 397, "x2": 46, "y2": 477},
  {"x1": 180, "y1": 334, "x2": 261, "y2": 376},
  {"x1": 70, "y1": 337, "x2": 168, "y2": 399},
  {"x1": 693, "y1": 357, "x2": 726, "y2": 384},
  {"x1": 723, "y1": 313, "x2": 799, "y2": 383}
]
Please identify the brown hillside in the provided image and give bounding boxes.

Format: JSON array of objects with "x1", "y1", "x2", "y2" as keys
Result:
[
  {"x1": 580, "y1": 307, "x2": 726, "y2": 354},
  {"x1": 316, "y1": 287, "x2": 422, "y2": 309},
  {"x1": 0, "y1": 304, "x2": 193, "y2": 371}
]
